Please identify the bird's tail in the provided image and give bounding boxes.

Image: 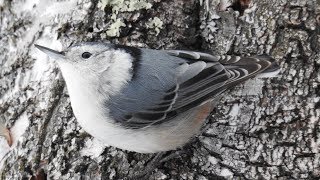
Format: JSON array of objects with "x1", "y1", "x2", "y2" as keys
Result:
[
  {"x1": 252, "y1": 55, "x2": 281, "y2": 78},
  {"x1": 218, "y1": 54, "x2": 280, "y2": 87}
]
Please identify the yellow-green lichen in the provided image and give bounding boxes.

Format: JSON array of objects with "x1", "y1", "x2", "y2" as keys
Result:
[
  {"x1": 99, "y1": 0, "x2": 153, "y2": 37},
  {"x1": 99, "y1": 0, "x2": 152, "y2": 14},
  {"x1": 146, "y1": 17, "x2": 164, "y2": 36},
  {"x1": 106, "y1": 19, "x2": 126, "y2": 37}
]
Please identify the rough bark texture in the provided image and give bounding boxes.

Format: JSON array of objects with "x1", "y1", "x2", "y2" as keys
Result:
[{"x1": 0, "y1": 0, "x2": 319, "y2": 179}]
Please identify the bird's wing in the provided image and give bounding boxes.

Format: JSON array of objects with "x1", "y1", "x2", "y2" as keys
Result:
[{"x1": 106, "y1": 48, "x2": 272, "y2": 129}]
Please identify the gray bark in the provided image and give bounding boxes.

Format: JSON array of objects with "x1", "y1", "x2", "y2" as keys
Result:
[{"x1": 0, "y1": 0, "x2": 319, "y2": 179}]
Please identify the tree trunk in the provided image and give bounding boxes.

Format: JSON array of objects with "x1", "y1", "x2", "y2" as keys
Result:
[{"x1": 0, "y1": 0, "x2": 319, "y2": 179}]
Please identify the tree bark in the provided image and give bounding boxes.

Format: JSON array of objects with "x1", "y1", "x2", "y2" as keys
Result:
[{"x1": 0, "y1": 0, "x2": 319, "y2": 179}]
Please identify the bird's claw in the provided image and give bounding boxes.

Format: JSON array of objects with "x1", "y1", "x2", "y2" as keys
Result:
[{"x1": 0, "y1": 127, "x2": 13, "y2": 147}]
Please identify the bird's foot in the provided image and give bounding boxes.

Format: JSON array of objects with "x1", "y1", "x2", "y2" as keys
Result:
[{"x1": 0, "y1": 127, "x2": 13, "y2": 147}]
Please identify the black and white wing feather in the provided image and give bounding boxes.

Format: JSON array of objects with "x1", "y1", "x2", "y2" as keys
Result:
[{"x1": 106, "y1": 47, "x2": 275, "y2": 128}]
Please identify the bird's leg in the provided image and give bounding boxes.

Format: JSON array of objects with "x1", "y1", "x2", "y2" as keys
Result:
[
  {"x1": 129, "y1": 150, "x2": 184, "y2": 179},
  {"x1": 0, "y1": 123, "x2": 13, "y2": 147},
  {"x1": 128, "y1": 152, "x2": 165, "y2": 179},
  {"x1": 159, "y1": 150, "x2": 184, "y2": 163}
]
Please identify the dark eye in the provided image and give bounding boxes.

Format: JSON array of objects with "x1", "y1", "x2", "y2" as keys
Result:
[{"x1": 82, "y1": 52, "x2": 92, "y2": 59}]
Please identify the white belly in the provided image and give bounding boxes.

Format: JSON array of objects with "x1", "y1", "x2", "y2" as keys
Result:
[{"x1": 69, "y1": 90, "x2": 204, "y2": 153}]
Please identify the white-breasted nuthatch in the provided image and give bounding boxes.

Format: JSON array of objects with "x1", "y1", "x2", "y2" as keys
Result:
[{"x1": 35, "y1": 42, "x2": 279, "y2": 153}]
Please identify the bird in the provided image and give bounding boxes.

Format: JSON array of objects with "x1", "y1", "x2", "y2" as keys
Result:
[{"x1": 35, "y1": 42, "x2": 279, "y2": 153}]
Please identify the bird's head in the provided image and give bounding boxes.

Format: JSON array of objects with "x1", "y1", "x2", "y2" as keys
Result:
[
  {"x1": 35, "y1": 42, "x2": 134, "y2": 95},
  {"x1": 35, "y1": 42, "x2": 125, "y2": 74}
]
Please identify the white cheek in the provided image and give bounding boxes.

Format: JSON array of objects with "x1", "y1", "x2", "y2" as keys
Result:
[
  {"x1": 79, "y1": 53, "x2": 113, "y2": 74},
  {"x1": 59, "y1": 50, "x2": 133, "y2": 98}
]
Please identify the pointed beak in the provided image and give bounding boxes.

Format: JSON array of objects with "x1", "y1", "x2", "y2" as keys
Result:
[{"x1": 35, "y1": 44, "x2": 65, "y2": 59}]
